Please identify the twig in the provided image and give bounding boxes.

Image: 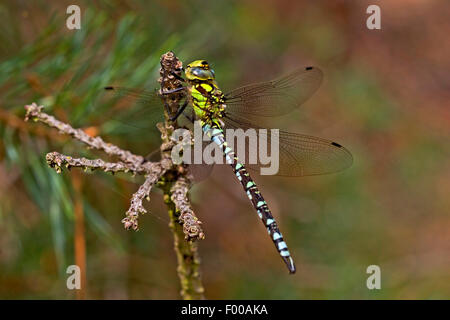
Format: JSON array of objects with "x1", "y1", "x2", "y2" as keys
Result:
[
  {"x1": 72, "y1": 170, "x2": 86, "y2": 300},
  {"x1": 122, "y1": 167, "x2": 165, "y2": 231},
  {"x1": 25, "y1": 103, "x2": 170, "y2": 229},
  {"x1": 46, "y1": 151, "x2": 148, "y2": 175},
  {"x1": 25, "y1": 103, "x2": 144, "y2": 165},
  {"x1": 171, "y1": 176, "x2": 205, "y2": 241},
  {"x1": 164, "y1": 185, "x2": 205, "y2": 299}
]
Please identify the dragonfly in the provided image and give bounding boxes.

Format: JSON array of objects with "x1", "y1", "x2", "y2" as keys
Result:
[{"x1": 104, "y1": 60, "x2": 353, "y2": 273}]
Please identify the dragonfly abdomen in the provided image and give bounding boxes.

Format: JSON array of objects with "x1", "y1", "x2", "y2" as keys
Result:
[{"x1": 203, "y1": 123, "x2": 296, "y2": 273}]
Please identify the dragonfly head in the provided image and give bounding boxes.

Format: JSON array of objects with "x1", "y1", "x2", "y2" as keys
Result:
[{"x1": 185, "y1": 60, "x2": 215, "y2": 81}]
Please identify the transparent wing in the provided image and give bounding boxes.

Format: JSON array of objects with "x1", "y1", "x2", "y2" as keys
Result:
[
  {"x1": 222, "y1": 115, "x2": 353, "y2": 177},
  {"x1": 224, "y1": 66, "x2": 323, "y2": 118},
  {"x1": 104, "y1": 86, "x2": 161, "y2": 106},
  {"x1": 100, "y1": 86, "x2": 166, "y2": 135}
]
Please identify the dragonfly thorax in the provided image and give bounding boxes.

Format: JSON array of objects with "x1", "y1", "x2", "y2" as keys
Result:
[
  {"x1": 189, "y1": 82, "x2": 226, "y2": 127},
  {"x1": 186, "y1": 60, "x2": 226, "y2": 127}
]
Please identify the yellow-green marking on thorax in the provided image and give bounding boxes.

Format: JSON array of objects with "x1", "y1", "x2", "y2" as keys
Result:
[{"x1": 185, "y1": 60, "x2": 225, "y2": 126}]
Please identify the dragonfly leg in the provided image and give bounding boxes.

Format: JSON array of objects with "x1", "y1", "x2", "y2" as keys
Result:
[
  {"x1": 170, "y1": 71, "x2": 186, "y2": 82},
  {"x1": 160, "y1": 87, "x2": 187, "y2": 95},
  {"x1": 184, "y1": 111, "x2": 195, "y2": 123},
  {"x1": 169, "y1": 100, "x2": 188, "y2": 122}
]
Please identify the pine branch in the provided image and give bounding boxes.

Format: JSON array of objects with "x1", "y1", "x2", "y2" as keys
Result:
[
  {"x1": 122, "y1": 168, "x2": 165, "y2": 231},
  {"x1": 171, "y1": 176, "x2": 205, "y2": 241},
  {"x1": 25, "y1": 103, "x2": 144, "y2": 165},
  {"x1": 23, "y1": 51, "x2": 205, "y2": 300},
  {"x1": 158, "y1": 52, "x2": 205, "y2": 299}
]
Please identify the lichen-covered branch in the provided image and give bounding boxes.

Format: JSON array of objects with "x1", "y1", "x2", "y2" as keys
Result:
[
  {"x1": 46, "y1": 151, "x2": 148, "y2": 175},
  {"x1": 122, "y1": 166, "x2": 166, "y2": 230},
  {"x1": 25, "y1": 103, "x2": 144, "y2": 165},
  {"x1": 158, "y1": 52, "x2": 205, "y2": 299},
  {"x1": 23, "y1": 51, "x2": 205, "y2": 300},
  {"x1": 171, "y1": 176, "x2": 204, "y2": 241},
  {"x1": 164, "y1": 186, "x2": 205, "y2": 300}
]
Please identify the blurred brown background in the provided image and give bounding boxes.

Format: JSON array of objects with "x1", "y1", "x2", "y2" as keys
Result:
[{"x1": 0, "y1": 0, "x2": 449, "y2": 299}]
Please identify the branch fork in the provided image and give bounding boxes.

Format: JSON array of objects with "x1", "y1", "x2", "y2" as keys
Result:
[{"x1": 24, "y1": 52, "x2": 205, "y2": 299}]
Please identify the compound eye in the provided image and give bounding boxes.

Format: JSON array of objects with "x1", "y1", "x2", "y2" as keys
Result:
[
  {"x1": 201, "y1": 60, "x2": 209, "y2": 68},
  {"x1": 191, "y1": 67, "x2": 214, "y2": 79}
]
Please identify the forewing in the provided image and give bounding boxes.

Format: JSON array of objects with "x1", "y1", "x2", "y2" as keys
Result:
[
  {"x1": 101, "y1": 86, "x2": 166, "y2": 134},
  {"x1": 224, "y1": 66, "x2": 323, "y2": 118},
  {"x1": 104, "y1": 86, "x2": 161, "y2": 106}
]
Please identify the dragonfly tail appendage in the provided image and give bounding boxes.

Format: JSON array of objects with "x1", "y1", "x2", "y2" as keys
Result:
[{"x1": 203, "y1": 123, "x2": 296, "y2": 274}]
